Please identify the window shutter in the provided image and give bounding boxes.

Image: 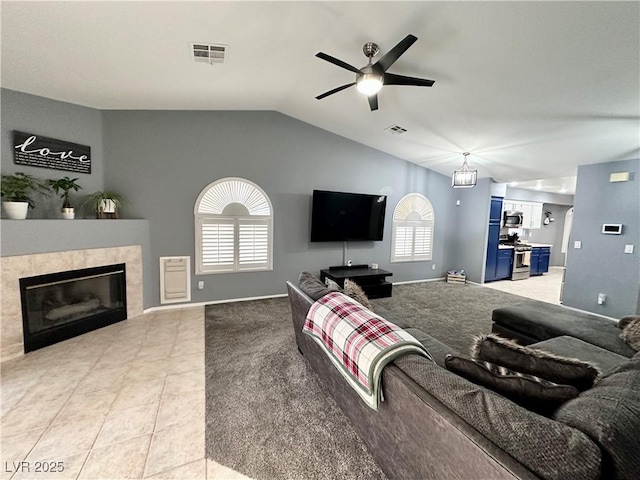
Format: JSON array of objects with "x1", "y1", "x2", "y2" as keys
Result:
[
  {"x1": 200, "y1": 218, "x2": 235, "y2": 272},
  {"x1": 413, "y1": 226, "x2": 432, "y2": 257},
  {"x1": 238, "y1": 218, "x2": 271, "y2": 269},
  {"x1": 393, "y1": 226, "x2": 414, "y2": 259}
]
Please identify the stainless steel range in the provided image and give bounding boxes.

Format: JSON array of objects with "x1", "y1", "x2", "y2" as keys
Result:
[{"x1": 511, "y1": 244, "x2": 532, "y2": 281}]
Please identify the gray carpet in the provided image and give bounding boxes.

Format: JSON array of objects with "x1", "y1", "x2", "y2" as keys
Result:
[{"x1": 205, "y1": 281, "x2": 529, "y2": 479}]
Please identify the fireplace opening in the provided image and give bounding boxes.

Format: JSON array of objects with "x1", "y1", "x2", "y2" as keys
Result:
[{"x1": 20, "y1": 263, "x2": 127, "y2": 353}]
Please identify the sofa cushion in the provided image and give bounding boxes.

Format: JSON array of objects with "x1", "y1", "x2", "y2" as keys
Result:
[
  {"x1": 394, "y1": 355, "x2": 602, "y2": 480},
  {"x1": 531, "y1": 336, "x2": 628, "y2": 377},
  {"x1": 445, "y1": 354, "x2": 579, "y2": 414},
  {"x1": 473, "y1": 333, "x2": 599, "y2": 391},
  {"x1": 492, "y1": 301, "x2": 636, "y2": 357},
  {"x1": 554, "y1": 356, "x2": 640, "y2": 480},
  {"x1": 298, "y1": 271, "x2": 336, "y2": 301}
]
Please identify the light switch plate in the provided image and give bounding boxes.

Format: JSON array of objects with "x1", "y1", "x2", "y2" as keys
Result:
[
  {"x1": 574, "y1": 241, "x2": 582, "y2": 249},
  {"x1": 625, "y1": 244, "x2": 634, "y2": 254}
]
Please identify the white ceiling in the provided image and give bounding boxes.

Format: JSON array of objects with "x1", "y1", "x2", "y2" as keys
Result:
[{"x1": 2, "y1": 1, "x2": 639, "y2": 195}]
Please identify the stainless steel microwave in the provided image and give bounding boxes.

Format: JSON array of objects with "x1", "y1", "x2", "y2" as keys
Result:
[{"x1": 503, "y1": 211, "x2": 524, "y2": 227}]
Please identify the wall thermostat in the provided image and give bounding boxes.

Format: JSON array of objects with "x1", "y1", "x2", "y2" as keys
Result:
[{"x1": 602, "y1": 224, "x2": 623, "y2": 234}]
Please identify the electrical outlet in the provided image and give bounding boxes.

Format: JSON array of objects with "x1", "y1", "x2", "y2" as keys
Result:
[
  {"x1": 198, "y1": 281, "x2": 204, "y2": 290},
  {"x1": 625, "y1": 244, "x2": 634, "y2": 254},
  {"x1": 432, "y1": 264, "x2": 436, "y2": 270},
  {"x1": 597, "y1": 293, "x2": 606, "y2": 305},
  {"x1": 574, "y1": 241, "x2": 582, "y2": 249}
]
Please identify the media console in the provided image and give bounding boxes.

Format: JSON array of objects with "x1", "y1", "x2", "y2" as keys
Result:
[{"x1": 320, "y1": 264, "x2": 393, "y2": 299}]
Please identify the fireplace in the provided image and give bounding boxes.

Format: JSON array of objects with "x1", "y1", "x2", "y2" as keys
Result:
[{"x1": 20, "y1": 263, "x2": 127, "y2": 353}]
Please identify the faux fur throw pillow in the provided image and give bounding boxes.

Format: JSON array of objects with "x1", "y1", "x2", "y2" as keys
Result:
[
  {"x1": 343, "y1": 279, "x2": 373, "y2": 310},
  {"x1": 472, "y1": 333, "x2": 599, "y2": 391},
  {"x1": 445, "y1": 354, "x2": 579, "y2": 415},
  {"x1": 619, "y1": 315, "x2": 640, "y2": 351}
]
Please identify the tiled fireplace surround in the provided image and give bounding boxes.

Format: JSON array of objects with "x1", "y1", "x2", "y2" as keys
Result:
[{"x1": 1, "y1": 246, "x2": 144, "y2": 362}]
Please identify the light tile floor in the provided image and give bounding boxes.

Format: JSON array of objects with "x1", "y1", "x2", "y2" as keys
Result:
[
  {"x1": 482, "y1": 266, "x2": 564, "y2": 304},
  {"x1": 0, "y1": 307, "x2": 250, "y2": 480}
]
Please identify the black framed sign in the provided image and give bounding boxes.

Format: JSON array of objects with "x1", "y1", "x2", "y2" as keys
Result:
[{"x1": 13, "y1": 131, "x2": 91, "y2": 174}]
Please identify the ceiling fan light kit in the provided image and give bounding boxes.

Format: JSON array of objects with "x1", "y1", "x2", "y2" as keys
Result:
[
  {"x1": 315, "y1": 34, "x2": 435, "y2": 111},
  {"x1": 452, "y1": 152, "x2": 478, "y2": 188}
]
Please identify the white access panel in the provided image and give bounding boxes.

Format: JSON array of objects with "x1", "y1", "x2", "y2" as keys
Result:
[{"x1": 160, "y1": 256, "x2": 191, "y2": 304}]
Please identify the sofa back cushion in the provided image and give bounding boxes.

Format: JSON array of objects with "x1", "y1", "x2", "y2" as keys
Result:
[
  {"x1": 298, "y1": 271, "x2": 335, "y2": 300},
  {"x1": 554, "y1": 356, "x2": 640, "y2": 480}
]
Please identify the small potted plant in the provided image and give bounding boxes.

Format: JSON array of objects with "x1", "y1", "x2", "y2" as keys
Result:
[
  {"x1": 82, "y1": 190, "x2": 128, "y2": 219},
  {"x1": 1, "y1": 172, "x2": 50, "y2": 219},
  {"x1": 48, "y1": 176, "x2": 82, "y2": 219}
]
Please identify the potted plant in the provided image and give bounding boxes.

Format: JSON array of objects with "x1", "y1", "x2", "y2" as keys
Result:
[
  {"x1": 1, "y1": 172, "x2": 50, "y2": 219},
  {"x1": 48, "y1": 176, "x2": 82, "y2": 219},
  {"x1": 82, "y1": 190, "x2": 128, "y2": 219}
]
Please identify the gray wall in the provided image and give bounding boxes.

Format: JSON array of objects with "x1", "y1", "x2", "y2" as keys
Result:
[
  {"x1": 1, "y1": 89, "x2": 104, "y2": 218},
  {"x1": 527, "y1": 203, "x2": 573, "y2": 266},
  {"x1": 446, "y1": 177, "x2": 493, "y2": 283},
  {"x1": 563, "y1": 159, "x2": 640, "y2": 317},
  {"x1": 102, "y1": 110, "x2": 458, "y2": 305}
]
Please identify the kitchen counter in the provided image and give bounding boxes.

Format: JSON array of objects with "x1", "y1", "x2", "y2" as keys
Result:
[
  {"x1": 528, "y1": 243, "x2": 553, "y2": 248},
  {"x1": 498, "y1": 245, "x2": 515, "y2": 249}
]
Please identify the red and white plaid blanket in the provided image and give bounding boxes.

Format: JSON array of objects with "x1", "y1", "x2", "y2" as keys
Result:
[{"x1": 303, "y1": 291, "x2": 432, "y2": 409}]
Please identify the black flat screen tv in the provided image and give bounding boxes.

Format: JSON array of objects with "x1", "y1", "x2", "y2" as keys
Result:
[{"x1": 310, "y1": 189, "x2": 387, "y2": 242}]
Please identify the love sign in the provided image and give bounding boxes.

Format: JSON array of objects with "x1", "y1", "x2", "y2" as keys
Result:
[{"x1": 13, "y1": 131, "x2": 91, "y2": 174}]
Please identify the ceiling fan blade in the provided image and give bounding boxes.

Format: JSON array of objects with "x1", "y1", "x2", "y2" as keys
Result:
[
  {"x1": 368, "y1": 94, "x2": 379, "y2": 111},
  {"x1": 383, "y1": 72, "x2": 435, "y2": 87},
  {"x1": 315, "y1": 52, "x2": 361, "y2": 74},
  {"x1": 316, "y1": 82, "x2": 356, "y2": 100},
  {"x1": 374, "y1": 34, "x2": 418, "y2": 72}
]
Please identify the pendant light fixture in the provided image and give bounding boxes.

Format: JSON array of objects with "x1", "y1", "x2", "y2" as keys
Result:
[{"x1": 452, "y1": 152, "x2": 477, "y2": 188}]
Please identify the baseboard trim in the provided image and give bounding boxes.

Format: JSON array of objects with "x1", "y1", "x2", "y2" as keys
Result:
[
  {"x1": 143, "y1": 293, "x2": 288, "y2": 314},
  {"x1": 559, "y1": 304, "x2": 618, "y2": 322},
  {"x1": 393, "y1": 277, "x2": 445, "y2": 285}
]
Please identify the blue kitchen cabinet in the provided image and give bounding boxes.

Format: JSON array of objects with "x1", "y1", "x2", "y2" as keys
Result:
[
  {"x1": 490, "y1": 197, "x2": 503, "y2": 224},
  {"x1": 485, "y1": 196, "x2": 504, "y2": 282},
  {"x1": 496, "y1": 249, "x2": 513, "y2": 280},
  {"x1": 485, "y1": 224, "x2": 500, "y2": 282},
  {"x1": 530, "y1": 247, "x2": 551, "y2": 275}
]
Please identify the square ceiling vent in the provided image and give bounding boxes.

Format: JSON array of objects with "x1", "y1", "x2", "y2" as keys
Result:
[
  {"x1": 385, "y1": 124, "x2": 408, "y2": 135},
  {"x1": 191, "y1": 43, "x2": 227, "y2": 64}
]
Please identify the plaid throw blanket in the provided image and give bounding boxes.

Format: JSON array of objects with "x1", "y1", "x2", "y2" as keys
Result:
[{"x1": 303, "y1": 291, "x2": 432, "y2": 410}]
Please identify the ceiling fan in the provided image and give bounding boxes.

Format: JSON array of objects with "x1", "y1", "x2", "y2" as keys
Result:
[{"x1": 315, "y1": 34, "x2": 435, "y2": 111}]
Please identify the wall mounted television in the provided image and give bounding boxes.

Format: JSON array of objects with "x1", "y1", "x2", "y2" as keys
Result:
[{"x1": 310, "y1": 189, "x2": 387, "y2": 242}]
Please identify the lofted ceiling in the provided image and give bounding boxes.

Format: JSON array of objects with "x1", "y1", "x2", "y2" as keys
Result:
[{"x1": 2, "y1": 1, "x2": 639, "y2": 195}]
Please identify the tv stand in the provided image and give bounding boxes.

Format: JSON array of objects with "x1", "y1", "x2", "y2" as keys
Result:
[{"x1": 320, "y1": 266, "x2": 393, "y2": 299}]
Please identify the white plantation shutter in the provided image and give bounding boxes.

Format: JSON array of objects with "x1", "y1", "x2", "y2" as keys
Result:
[
  {"x1": 195, "y1": 178, "x2": 273, "y2": 274},
  {"x1": 238, "y1": 219, "x2": 270, "y2": 268},
  {"x1": 200, "y1": 218, "x2": 235, "y2": 272},
  {"x1": 391, "y1": 194, "x2": 434, "y2": 263}
]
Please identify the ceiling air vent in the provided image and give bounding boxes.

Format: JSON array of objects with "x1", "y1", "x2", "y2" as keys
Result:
[
  {"x1": 191, "y1": 43, "x2": 227, "y2": 64},
  {"x1": 385, "y1": 124, "x2": 408, "y2": 135}
]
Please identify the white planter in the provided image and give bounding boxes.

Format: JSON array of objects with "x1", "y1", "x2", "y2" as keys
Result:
[
  {"x1": 99, "y1": 199, "x2": 116, "y2": 213},
  {"x1": 61, "y1": 207, "x2": 75, "y2": 220},
  {"x1": 2, "y1": 201, "x2": 29, "y2": 219}
]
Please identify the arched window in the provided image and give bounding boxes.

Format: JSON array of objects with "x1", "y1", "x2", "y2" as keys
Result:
[
  {"x1": 391, "y1": 193, "x2": 434, "y2": 262},
  {"x1": 195, "y1": 177, "x2": 273, "y2": 274}
]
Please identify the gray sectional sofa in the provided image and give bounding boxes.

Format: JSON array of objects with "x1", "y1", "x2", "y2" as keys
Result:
[{"x1": 286, "y1": 279, "x2": 640, "y2": 480}]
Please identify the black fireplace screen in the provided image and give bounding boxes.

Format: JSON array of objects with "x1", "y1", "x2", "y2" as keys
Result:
[{"x1": 20, "y1": 263, "x2": 127, "y2": 352}]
